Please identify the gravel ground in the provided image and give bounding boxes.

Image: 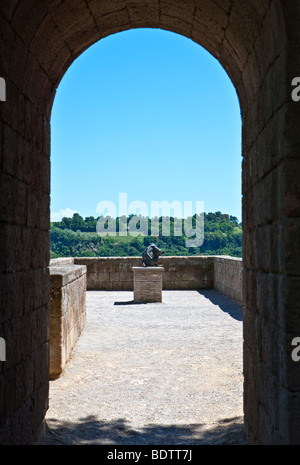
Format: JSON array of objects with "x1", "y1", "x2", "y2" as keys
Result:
[{"x1": 42, "y1": 290, "x2": 246, "y2": 445}]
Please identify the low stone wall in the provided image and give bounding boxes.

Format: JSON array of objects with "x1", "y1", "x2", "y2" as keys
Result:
[
  {"x1": 50, "y1": 256, "x2": 242, "y2": 302},
  {"x1": 49, "y1": 257, "x2": 75, "y2": 266},
  {"x1": 213, "y1": 256, "x2": 243, "y2": 304},
  {"x1": 49, "y1": 262, "x2": 87, "y2": 379},
  {"x1": 48, "y1": 256, "x2": 242, "y2": 377},
  {"x1": 73, "y1": 256, "x2": 215, "y2": 291},
  {"x1": 162, "y1": 256, "x2": 214, "y2": 290}
]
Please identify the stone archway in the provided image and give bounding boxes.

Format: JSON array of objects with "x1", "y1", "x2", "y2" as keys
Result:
[{"x1": 1, "y1": 0, "x2": 299, "y2": 445}]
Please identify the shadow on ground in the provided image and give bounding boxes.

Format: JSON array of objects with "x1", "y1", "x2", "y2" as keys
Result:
[
  {"x1": 114, "y1": 300, "x2": 147, "y2": 305},
  {"x1": 113, "y1": 290, "x2": 243, "y2": 321},
  {"x1": 41, "y1": 416, "x2": 247, "y2": 445},
  {"x1": 198, "y1": 290, "x2": 243, "y2": 322}
]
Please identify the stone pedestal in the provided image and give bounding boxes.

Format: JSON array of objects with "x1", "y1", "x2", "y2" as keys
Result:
[{"x1": 132, "y1": 267, "x2": 164, "y2": 303}]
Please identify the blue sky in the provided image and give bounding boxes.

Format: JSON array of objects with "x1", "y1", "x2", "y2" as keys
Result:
[{"x1": 50, "y1": 28, "x2": 242, "y2": 223}]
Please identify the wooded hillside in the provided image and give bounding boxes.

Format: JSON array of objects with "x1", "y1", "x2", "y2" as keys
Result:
[{"x1": 50, "y1": 212, "x2": 242, "y2": 259}]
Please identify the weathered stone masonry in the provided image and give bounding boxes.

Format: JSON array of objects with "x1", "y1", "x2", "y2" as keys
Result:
[
  {"x1": 49, "y1": 263, "x2": 86, "y2": 379},
  {"x1": 73, "y1": 256, "x2": 215, "y2": 292},
  {"x1": 74, "y1": 255, "x2": 242, "y2": 303},
  {"x1": 48, "y1": 256, "x2": 241, "y2": 376},
  {"x1": 77, "y1": 255, "x2": 242, "y2": 304},
  {"x1": 214, "y1": 256, "x2": 243, "y2": 305},
  {"x1": 1, "y1": 0, "x2": 300, "y2": 445}
]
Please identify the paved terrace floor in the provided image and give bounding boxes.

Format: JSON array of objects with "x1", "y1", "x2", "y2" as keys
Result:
[{"x1": 43, "y1": 290, "x2": 246, "y2": 445}]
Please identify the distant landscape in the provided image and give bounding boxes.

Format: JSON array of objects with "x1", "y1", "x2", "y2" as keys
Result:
[{"x1": 50, "y1": 212, "x2": 242, "y2": 259}]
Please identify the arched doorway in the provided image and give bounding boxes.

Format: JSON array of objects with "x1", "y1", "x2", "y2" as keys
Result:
[
  {"x1": 47, "y1": 27, "x2": 244, "y2": 445},
  {"x1": 1, "y1": 0, "x2": 298, "y2": 445}
]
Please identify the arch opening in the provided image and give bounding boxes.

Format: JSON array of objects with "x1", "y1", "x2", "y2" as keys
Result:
[
  {"x1": 47, "y1": 27, "x2": 244, "y2": 444},
  {"x1": 0, "y1": 0, "x2": 295, "y2": 446},
  {"x1": 50, "y1": 28, "x2": 242, "y2": 249}
]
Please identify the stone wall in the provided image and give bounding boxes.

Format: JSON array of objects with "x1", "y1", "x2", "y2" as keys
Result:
[
  {"x1": 72, "y1": 256, "x2": 240, "y2": 302},
  {"x1": 49, "y1": 263, "x2": 86, "y2": 379},
  {"x1": 74, "y1": 256, "x2": 215, "y2": 291},
  {"x1": 1, "y1": 0, "x2": 298, "y2": 446},
  {"x1": 49, "y1": 258, "x2": 75, "y2": 266},
  {"x1": 213, "y1": 256, "x2": 243, "y2": 305}
]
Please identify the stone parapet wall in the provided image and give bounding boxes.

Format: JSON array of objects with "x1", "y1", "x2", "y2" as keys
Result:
[
  {"x1": 49, "y1": 257, "x2": 75, "y2": 266},
  {"x1": 48, "y1": 255, "x2": 242, "y2": 380},
  {"x1": 162, "y1": 256, "x2": 214, "y2": 290},
  {"x1": 49, "y1": 263, "x2": 87, "y2": 379},
  {"x1": 74, "y1": 256, "x2": 215, "y2": 291},
  {"x1": 51, "y1": 256, "x2": 242, "y2": 302},
  {"x1": 74, "y1": 257, "x2": 140, "y2": 290},
  {"x1": 213, "y1": 256, "x2": 243, "y2": 305}
]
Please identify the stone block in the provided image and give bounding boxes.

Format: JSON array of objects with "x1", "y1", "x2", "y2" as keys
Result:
[
  {"x1": 162, "y1": 271, "x2": 173, "y2": 283},
  {"x1": 48, "y1": 43, "x2": 71, "y2": 84},
  {"x1": 160, "y1": 14, "x2": 191, "y2": 38},
  {"x1": 63, "y1": 15, "x2": 99, "y2": 56},
  {"x1": 283, "y1": 218, "x2": 300, "y2": 276},
  {"x1": 279, "y1": 276, "x2": 300, "y2": 333},
  {"x1": 49, "y1": 264, "x2": 86, "y2": 379},
  {"x1": 49, "y1": 0, "x2": 90, "y2": 34},
  {"x1": 109, "y1": 272, "x2": 119, "y2": 282},
  {"x1": 3, "y1": 124, "x2": 21, "y2": 180},
  {"x1": 133, "y1": 267, "x2": 164, "y2": 303},
  {"x1": 11, "y1": 0, "x2": 48, "y2": 46},
  {"x1": 122, "y1": 281, "x2": 133, "y2": 291},
  {"x1": 112, "y1": 281, "x2": 123, "y2": 290},
  {"x1": 214, "y1": 256, "x2": 243, "y2": 304},
  {"x1": 160, "y1": 2, "x2": 194, "y2": 25},
  {"x1": 194, "y1": 2, "x2": 227, "y2": 41},
  {"x1": 127, "y1": 1, "x2": 160, "y2": 28},
  {"x1": 29, "y1": 14, "x2": 61, "y2": 73},
  {"x1": 88, "y1": 0, "x2": 126, "y2": 19},
  {"x1": 95, "y1": 8, "x2": 130, "y2": 36},
  {"x1": 96, "y1": 271, "x2": 110, "y2": 283}
]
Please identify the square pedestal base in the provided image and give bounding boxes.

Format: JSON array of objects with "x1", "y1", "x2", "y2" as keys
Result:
[{"x1": 132, "y1": 267, "x2": 164, "y2": 303}]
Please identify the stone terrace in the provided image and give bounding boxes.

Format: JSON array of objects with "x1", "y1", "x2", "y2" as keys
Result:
[
  {"x1": 43, "y1": 289, "x2": 245, "y2": 445},
  {"x1": 1, "y1": 0, "x2": 299, "y2": 445},
  {"x1": 48, "y1": 256, "x2": 243, "y2": 379}
]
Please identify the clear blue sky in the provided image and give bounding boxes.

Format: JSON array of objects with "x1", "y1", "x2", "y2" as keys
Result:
[{"x1": 50, "y1": 28, "x2": 242, "y2": 223}]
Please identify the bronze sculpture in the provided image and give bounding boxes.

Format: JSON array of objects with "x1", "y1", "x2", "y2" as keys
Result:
[{"x1": 142, "y1": 243, "x2": 165, "y2": 267}]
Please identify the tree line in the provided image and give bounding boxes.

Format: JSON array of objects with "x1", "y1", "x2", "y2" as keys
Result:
[{"x1": 50, "y1": 212, "x2": 242, "y2": 259}]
